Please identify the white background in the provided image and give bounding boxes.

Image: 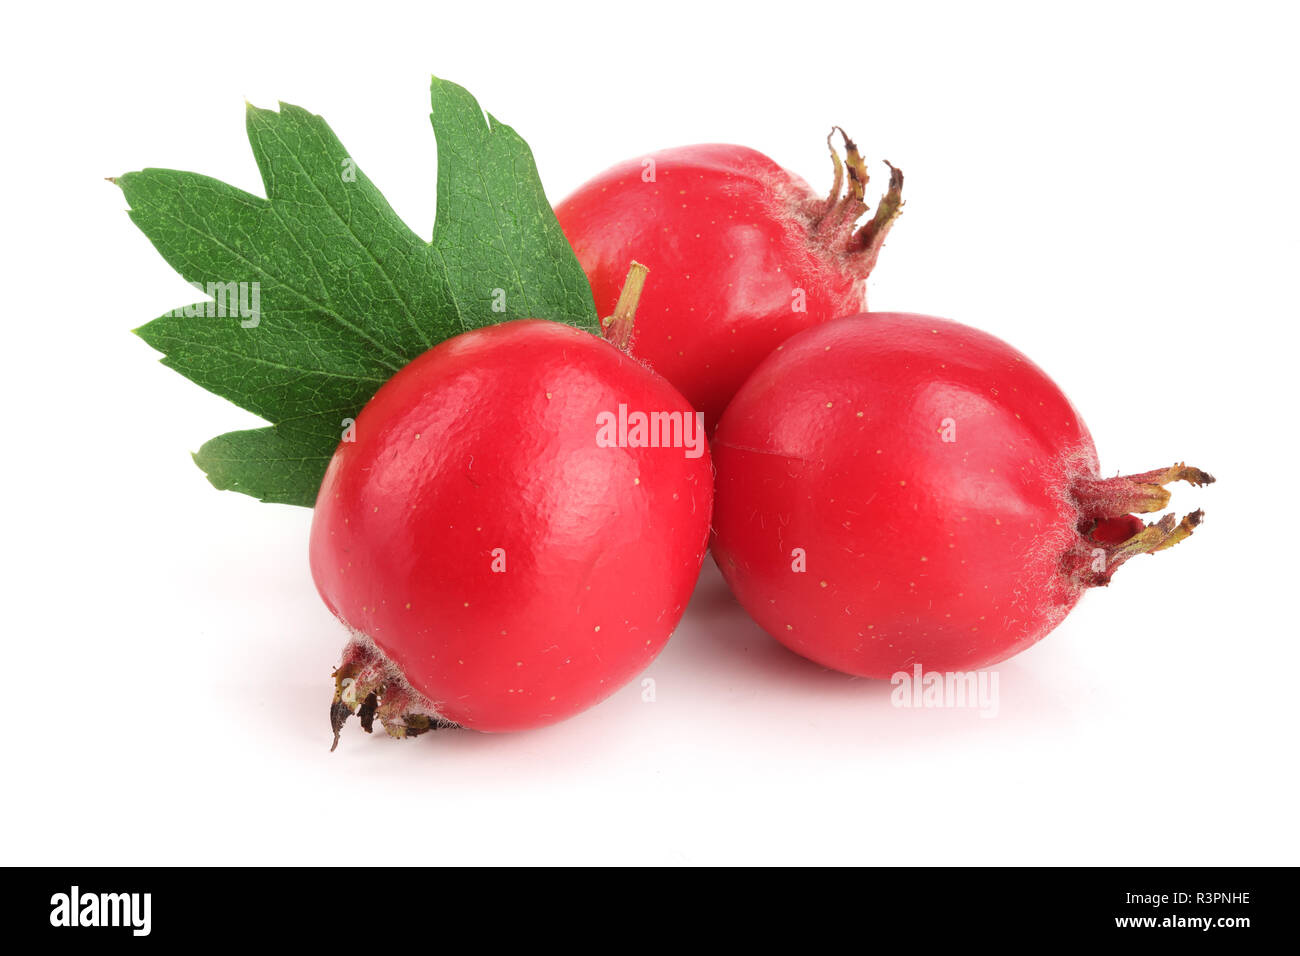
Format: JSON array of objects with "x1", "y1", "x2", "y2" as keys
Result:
[{"x1": 3, "y1": 1, "x2": 1296, "y2": 865}]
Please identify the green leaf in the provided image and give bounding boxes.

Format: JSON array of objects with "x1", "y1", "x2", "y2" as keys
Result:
[
  {"x1": 429, "y1": 78, "x2": 596, "y2": 327},
  {"x1": 121, "y1": 78, "x2": 597, "y2": 507},
  {"x1": 194, "y1": 423, "x2": 338, "y2": 507}
]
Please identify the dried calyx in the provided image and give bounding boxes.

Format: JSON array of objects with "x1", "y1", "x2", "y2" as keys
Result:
[
  {"x1": 1065, "y1": 462, "x2": 1216, "y2": 587},
  {"x1": 806, "y1": 127, "x2": 905, "y2": 277},
  {"x1": 329, "y1": 634, "x2": 456, "y2": 751}
]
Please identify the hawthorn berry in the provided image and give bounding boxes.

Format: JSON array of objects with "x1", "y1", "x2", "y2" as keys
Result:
[
  {"x1": 556, "y1": 131, "x2": 903, "y2": 428},
  {"x1": 710, "y1": 313, "x2": 1214, "y2": 678},
  {"x1": 312, "y1": 308, "x2": 712, "y2": 741}
]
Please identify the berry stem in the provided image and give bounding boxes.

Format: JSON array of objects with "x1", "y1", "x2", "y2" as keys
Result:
[{"x1": 603, "y1": 261, "x2": 649, "y2": 352}]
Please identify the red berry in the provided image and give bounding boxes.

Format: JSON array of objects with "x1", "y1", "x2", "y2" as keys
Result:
[
  {"x1": 555, "y1": 132, "x2": 903, "y2": 428},
  {"x1": 310, "y1": 318, "x2": 713, "y2": 740},
  {"x1": 710, "y1": 313, "x2": 1213, "y2": 678}
]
